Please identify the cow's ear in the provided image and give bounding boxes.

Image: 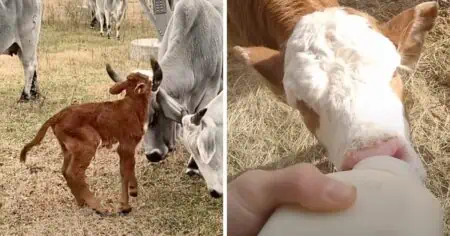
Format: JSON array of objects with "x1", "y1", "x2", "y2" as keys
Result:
[
  {"x1": 156, "y1": 89, "x2": 185, "y2": 123},
  {"x1": 197, "y1": 125, "x2": 216, "y2": 164},
  {"x1": 151, "y1": 57, "x2": 163, "y2": 91},
  {"x1": 381, "y1": 1, "x2": 438, "y2": 69},
  {"x1": 191, "y1": 108, "x2": 207, "y2": 126},
  {"x1": 232, "y1": 46, "x2": 285, "y2": 96}
]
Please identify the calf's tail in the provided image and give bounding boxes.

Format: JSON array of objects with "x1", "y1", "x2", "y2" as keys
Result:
[{"x1": 20, "y1": 116, "x2": 55, "y2": 163}]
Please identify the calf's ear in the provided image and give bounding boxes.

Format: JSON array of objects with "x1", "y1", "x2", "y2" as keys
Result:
[
  {"x1": 109, "y1": 80, "x2": 128, "y2": 95},
  {"x1": 134, "y1": 83, "x2": 146, "y2": 94},
  {"x1": 156, "y1": 89, "x2": 185, "y2": 123},
  {"x1": 381, "y1": 1, "x2": 438, "y2": 69},
  {"x1": 233, "y1": 46, "x2": 285, "y2": 96}
]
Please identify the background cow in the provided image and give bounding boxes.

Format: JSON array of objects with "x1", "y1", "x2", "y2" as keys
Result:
[
  {"x1": 95, "y1": 0, "x2": 127, "y2": 39},
  {"x1": 0, "y1": 0, "x2": 42, "y2": 101},
  {"x1": 138, "y1": 0, "x2": 223, "y2": 175},
  {"x1": 181, "y1": 91, "x2": 224, "y2": 198}
]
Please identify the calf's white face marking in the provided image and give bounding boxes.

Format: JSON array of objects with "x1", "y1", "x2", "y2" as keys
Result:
[{"x1": 283, "y1": 8, "x2": 425, "y2": 178}]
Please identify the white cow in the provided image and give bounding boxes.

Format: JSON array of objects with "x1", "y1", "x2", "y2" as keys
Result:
[
  {"x1": 137, "y1": 0, "x2": 223, "y2": 170},
  {"x1": 0, "y1": 0, "x2": 42, "y2": 101},
  {"x1": 181, "y1": 91, "x2": 223, "y2": 198},
  {"x1": 95, "y1": 0, "x2": 127, "y2": 39}
]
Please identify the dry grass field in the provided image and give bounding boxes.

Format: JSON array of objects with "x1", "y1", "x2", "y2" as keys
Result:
[
  {"x1": 227, "y1": 0, "x2": 450, "y2": 234},
  {"x1": 0, "y1": 0, "x2": 222, "y2": 235}
]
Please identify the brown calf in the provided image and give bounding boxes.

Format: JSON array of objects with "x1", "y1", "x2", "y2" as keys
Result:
[
  {"x1": 228, "y1": 0, "x2": 438, "y2": 175},
  {"x1": 20, "y1": 58, "x2": 163, "y2": 215},
  {"x1": 228, "y1": 0, "x2": 438, "y2": 100}
]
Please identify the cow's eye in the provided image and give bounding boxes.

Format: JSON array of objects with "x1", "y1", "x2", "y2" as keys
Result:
[{"x1": 150, "y1": 112, "x2": 158, "y2": 127}]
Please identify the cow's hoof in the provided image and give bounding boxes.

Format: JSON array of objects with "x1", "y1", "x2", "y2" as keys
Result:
[
  {"x1": 209, "y1": 190, "x2": 222, "y2": 198},
  {"x1": 19, "y1": 93, "x2": 41, "y2": 103},
  {"x1": 186, "y1": 168, "x2": 201, "y2": 177},
  {"x1": 17, "y1": 97, "x2": 30, "y2": 103}
]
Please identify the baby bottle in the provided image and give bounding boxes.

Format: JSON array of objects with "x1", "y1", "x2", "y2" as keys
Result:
[{"x1": 258, "y1": 156, "x2": 443, "y2": 236}]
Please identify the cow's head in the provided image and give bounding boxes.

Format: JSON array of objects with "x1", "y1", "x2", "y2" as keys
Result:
[
  {"x1": 182, "y1": 108, "x2": 223, "y2": 198},
  {"x1": 233, "y1": 2, "x2": 438, "y2": 180},
  {"x1": 142, "y1": 60, "x2": 188, "y2": 163},
  {"x1": 144, "y1": 86, "x2": 187, "y2": 162}
]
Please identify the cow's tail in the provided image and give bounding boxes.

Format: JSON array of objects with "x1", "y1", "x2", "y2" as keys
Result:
[{"x1": 20, "y1": 116, "x2": 56, "y2": 163}]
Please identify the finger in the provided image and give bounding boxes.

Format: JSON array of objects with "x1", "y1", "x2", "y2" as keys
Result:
[
  {"x1": 227, "y1": 164, "x2": 356, "y2": 236},
  {"x1": 269, "y1": 163, "x2": 357, "y2": 212}
]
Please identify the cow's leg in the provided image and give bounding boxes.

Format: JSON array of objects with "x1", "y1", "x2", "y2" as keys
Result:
[
  {"x1": 18, "y1": 50, "x2": 39, "y2": 102},
  {"x1": 105, "y1": 11, "x2": 112, "y2": 39},
  {"x1": 89, "y1": 10, "x2": 98, "y2": 29},
  {"x1": 186, "y1": 156, "x2": 202, "y2": 177},
  {"x1": 97, "y1": 11, "x2": 105, "y2": 36},
  {"x1": 117, "y1": 143, "x2": 137, "y2": 215},
  {"x1": 115, "y1": 7, "x2": 126, "y2": 40}
]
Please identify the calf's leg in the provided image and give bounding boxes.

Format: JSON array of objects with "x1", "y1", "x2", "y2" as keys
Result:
[
  {"x1": 117, "y1": 143, "x2": 138, "y2": 214},
  {"x1": 61, "y1": 131, "x2": 105, "y2": 214},
  {"x1": 60, "y1": 141, "x2": 85, "y2": 207}
]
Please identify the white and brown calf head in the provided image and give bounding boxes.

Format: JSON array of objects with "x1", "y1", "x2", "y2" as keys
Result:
[{"x1": 234, "y1": 2, "x2": 438, "y2": 179}]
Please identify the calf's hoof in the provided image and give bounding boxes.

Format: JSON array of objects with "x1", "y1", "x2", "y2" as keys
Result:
[
  {"x1": 129, "y1": 187, "x2": 138, "y2": 197},
  {"x1": 95, "y1": 209, "x2": 110, "y2": 217},
  {"x1": 76, "y1": 199, "x2": 87, "y2": 207},
  {"x1": 119, "y1": 207, "x2": 132, "y2": 216}
]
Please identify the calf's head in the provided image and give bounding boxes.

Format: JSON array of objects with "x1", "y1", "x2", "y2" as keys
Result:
[
  {"x1": 182, "y1": 108, "x2": 223, "y2": 198},
  {"x1": 107, "y1": 59, "x2": 187, "y2": 162},
  {"x1": 234, "y1": 2, "x2": 438, "y2": 179},
  {"x1": 108, "y1": 69, "x2": 153, "y2": 98}
]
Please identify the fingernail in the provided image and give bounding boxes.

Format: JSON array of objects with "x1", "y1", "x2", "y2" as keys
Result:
[{"x1": 323, "y1": 180, "x2": 356, "y2": 203}]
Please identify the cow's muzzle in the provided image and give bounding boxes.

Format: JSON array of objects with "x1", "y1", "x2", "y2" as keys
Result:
[
  {"x1": 146, "y1": 151, "x2": 165, "y2": 163},
  {"x1": 209, "y1": 190, "x2": 222, "y2": 198}
]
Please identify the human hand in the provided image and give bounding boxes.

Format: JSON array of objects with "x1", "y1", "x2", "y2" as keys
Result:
[{"x1": 227, "y1": 163, "x2": 357, "y2": 236}]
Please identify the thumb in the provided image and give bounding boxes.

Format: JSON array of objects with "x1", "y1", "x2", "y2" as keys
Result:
[
  {"x1": 227, "y1": 163, "x2": 356, "y2": 236},
  {"x1": 269, "y1": 163, "x2": 357, "y2": 212}
]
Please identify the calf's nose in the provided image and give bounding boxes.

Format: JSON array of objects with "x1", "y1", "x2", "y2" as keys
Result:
[
  {"x1": 146, "y1": 152, "x2": 163, "y2": 163},
  {"x1": 209, "y1": 190, "x2": 222, "y2": 198}
]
